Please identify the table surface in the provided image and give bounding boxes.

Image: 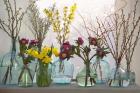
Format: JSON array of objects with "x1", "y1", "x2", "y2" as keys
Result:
[{"x1": 0, "y1": 83, "x2": 140, "y2": 93}]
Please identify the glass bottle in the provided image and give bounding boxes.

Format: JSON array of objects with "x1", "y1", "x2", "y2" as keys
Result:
[
  {"x1": 76, "y1": 63, "x2": 96, "y2": 87},
  {"x1": 91, "y1": 57, "x2": 110, "y2": 84},
  {"x1": 18, "y1": 64, "x2": 33, "y2": 87},
  {"x1": 52, "y1": 58, "x2": 74, "y2": 84},
  {"x1": 0, "y1": 39, "x2": 21, "y2": 85},
  {"x1": 108, "y1": 66, "x2": 130, "y2": 87},
  {"x1": 36, "y1": 62, "x2": 52, "y2": 87}
]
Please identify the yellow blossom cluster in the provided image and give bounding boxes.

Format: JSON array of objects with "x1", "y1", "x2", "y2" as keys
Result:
[
  {"x1": 27, "y1": 46, "x2": 59, "y2": 64},
  {"x1": 44, "y1": 3, "x2": 77, "y2": 45}
]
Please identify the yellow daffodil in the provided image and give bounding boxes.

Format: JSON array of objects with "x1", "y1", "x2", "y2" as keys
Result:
[
  {"x1": 26, "y1": 49, "x2": 33, "y2": 55},
  {"x1": 27, "y1": 46, "x2": 59, "y2": 64},
  {"x1": 52, "y1": 48, "x2": 59, "y2": 57},
  {"x1": 42, "y1": 56, "x2": 52, "y2": 64},
  {"x1": 26, "y1": 49, "x2": 39, "y2": 57}
]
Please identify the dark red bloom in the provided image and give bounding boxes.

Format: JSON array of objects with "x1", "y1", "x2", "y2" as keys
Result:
[
  {"x1": 59, "y1": 41, "x2": 73, "y2": 60},
  {"x1": 77, "y1": 37, "x2": 84, "y2": 45},
  {"x1": 96, "y1": 48, "x2": 106, "y2": 58},
  {"x1": 89, "y1": 37, "x2": 97, "y2": 46},
  {"x1": 30, "y1": 40, "x2": 38, "y2": 46},
  {"x1": 19, "y1": 38, "x2": 29, "y2": 45},
  {"x1": 61, "y1": 41, "x2": 71, "y2": 52}
]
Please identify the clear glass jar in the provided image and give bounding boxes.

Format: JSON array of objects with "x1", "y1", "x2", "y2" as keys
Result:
[
  {"x1": 91, "y1": 57, "x2": 110, "y2": 84},
  {"x1": 0, "y1": 39, "x2": 21, "y2": 85},
  {"x1": 0, "y1": 52, "x2": 21, "y2": 85},
  {"x1": 52, "y1": 58, "x2": 74, "y2": 84},
  {"x1": 108, "y1": 66, "x2": 130, "y2": 87},
  {"x1": 18, "y1": 64, "x2": 34, "y2": 87},
  {"x1": 76, "y1": 63, "x2": 96, "y2": 87}
]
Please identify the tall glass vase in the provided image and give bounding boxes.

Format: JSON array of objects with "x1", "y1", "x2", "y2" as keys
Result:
[
  {"x1": 52, "y1": 58, "x2": 74, "y2": 84},
  {"x1": 0, "y1": 38, "x2": 20, "y2": 85},
  {"x1": 18, "y1": 64, "x2": 33, "y2": 87},
  {"x1": 126, "y1": 63, "x2": 136, "y2": 85},
  {"x1": 76, "y1": 61, "x2": 96, "y2": 87},
  {"x1": 36, "y1": 61, "x2": 52, "y2": 87},
  {"x1": 92, "y1": 57, "x2": 110, "y2": 84},
  {"x1": 108, "y1": 65, "x2": 130, "y2": 87}
]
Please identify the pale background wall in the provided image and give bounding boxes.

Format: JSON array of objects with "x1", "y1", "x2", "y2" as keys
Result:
[{"x1": 0, "y1": 0, "x2": 140, "y2": 85}]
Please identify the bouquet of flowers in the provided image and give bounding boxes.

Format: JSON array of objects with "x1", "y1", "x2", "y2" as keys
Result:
[
  {"x1": 19, "y1": 38, "x2": 38, "y2": 65},
  {"x1": 70, "y1": 36, "x2": 109, "y2": 86},
  {"x1": 18, "y1": 38, "x2": 38, "y2": 87},
  {"x1": 27, "y1": 45, "x2": 59, "y2": 87}
]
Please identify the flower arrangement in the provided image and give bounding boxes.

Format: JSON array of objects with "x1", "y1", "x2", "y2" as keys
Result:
[
  {"x1": 18, "y1": 38, "x2": 38, "y2": 87},
  {"x1": 85, "y1": 0, "x2": 140, "y2": 87},
  {"x1": 19, "y1": 38, "x2": 38, "y2": 65},
  {"x1": 27, "y1": 1, "x2": 56, "y2": 81},
  {"x1": 57, "y1": 41, "x2": 74, "y2": 72},
  {"x1": 44, "y1": 4, "x2": 76, "y2": 78},
  {"x1": 27, "y1": 45, "x2": 59, "y2": 87},
  {"x1": 67, "y1": 36, "x2": 109, "y2": 86},
  {"x1": 0, "y1": 0, "x2": 33, "y2": 85}
]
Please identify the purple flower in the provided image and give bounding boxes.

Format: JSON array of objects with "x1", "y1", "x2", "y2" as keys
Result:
[
  {"x1": 77, "y1": 37, "x2": 84, "y2": 45},
  {"x1": 30, "y1": 40, "x2": 38, "y2": 46}
]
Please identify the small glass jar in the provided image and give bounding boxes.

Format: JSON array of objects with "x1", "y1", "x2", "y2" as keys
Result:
[
  {"x1": 18, "y1": 64, "x2": 34, "y2": 87},
  {"x1": 0, "y1": 52, "x2": 21, "y2": 85},
  {"x1": 36, "y1": 62, "x2": 52, "y2": 87},
  {"x1": 91, "y1": 57, "x2": 110, "y2": 84},
  {"x1": 76, "y1": 63, "x2": 96, "y2": 87},
  {"x1": 52, "y1": 58, "x2": 74, "y2": 84},
  {"x1": 108, "y1": 66, "x2": 130, "y2": 87}
]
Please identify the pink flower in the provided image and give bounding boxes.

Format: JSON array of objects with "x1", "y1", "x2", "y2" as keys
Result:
[
  {"x1": 77, "y1": 37, "x2": 84, "y2": 45},
  {"x1": 89, "y1": 37, "x2": 97, "y2": 46},
  {"x1": 19, "y1": 38, "x2": 29, "y2": 45}
]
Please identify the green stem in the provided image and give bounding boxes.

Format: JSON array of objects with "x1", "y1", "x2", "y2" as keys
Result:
[
  {"x1": 59, "y1": 60, "x2": 64, "y2": 73},
  {"x1": 37, "y1": 61, "x2": 51, "y2": 87},
  {"x1": 99, "y1": 60, "x2": 103, "y2": 82},
  {"x1": 85, "y1": 60, "x2": 90, "y2": 87},
  {"x1": 33, "y1": 41, "x2": 42, "y2": 81}
]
